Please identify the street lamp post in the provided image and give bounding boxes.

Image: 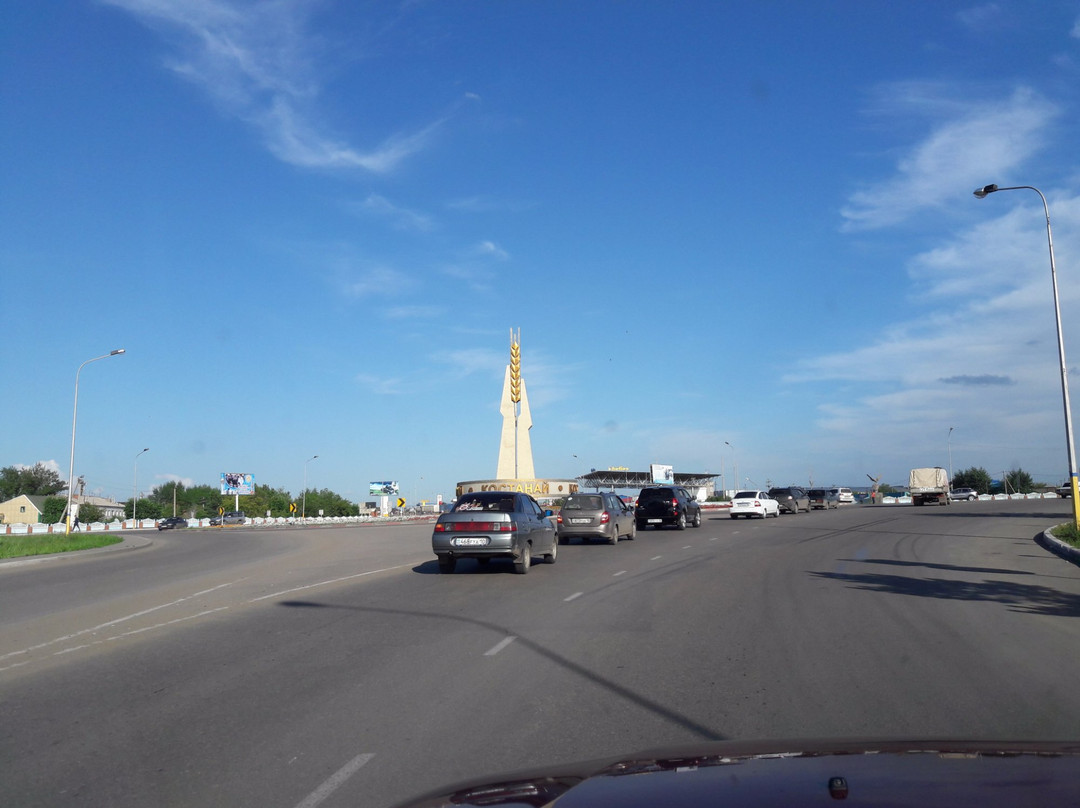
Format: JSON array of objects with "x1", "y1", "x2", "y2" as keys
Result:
[
  {"x1": 66, "y1": 349, "x2": 125, "y2": 534},
  {"x1": 302, "y1": 455, "x2": 318, "y2": 519},
  {"x1": 947, "y1": 427, "x2": 954, "y2": 485},
  {"x1": 974, "y1": 184, "x2": 1080, "y2": 528},
  {"x1": 724, "y1": 441, "x2": 738, "y2": 495},
  {"x1": 133, "y1": 447, "x2": 149, "y2": 524}
]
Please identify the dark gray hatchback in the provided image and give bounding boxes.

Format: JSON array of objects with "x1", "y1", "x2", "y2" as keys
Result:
[{"x1": 768, "y1": 486, "x2": 809, "y2": 514}]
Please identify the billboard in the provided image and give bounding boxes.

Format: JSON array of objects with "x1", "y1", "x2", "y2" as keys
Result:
[
  {"x1": 369, "y1": 481, "x2": 399, "y2": 496},
  {"x1": 650, "y1": 464, "x2": 674, "y2": 484},
  {"x1": 221, "y1": 472, "x2": 255, "y2": 495}
]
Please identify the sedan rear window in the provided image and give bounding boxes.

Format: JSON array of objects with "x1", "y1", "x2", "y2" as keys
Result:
[
  {"x1": 453, "y1": 494, "x2": 515, "y2": 512},
  {"x1": 565, "y1": 496, "x2": 602, "y2": 510},
  {"x1": 733, "y1": 491, "x2": 758, "y2": 499}
]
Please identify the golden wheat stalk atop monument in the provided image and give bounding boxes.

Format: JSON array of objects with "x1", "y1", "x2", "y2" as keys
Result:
[{"x1": 509, "y1": 328, "x2": 521, "y2": 405}]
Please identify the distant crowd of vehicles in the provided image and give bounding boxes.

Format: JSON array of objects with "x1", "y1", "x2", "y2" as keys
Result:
[{"x1": 430, "y1": 484, "x2": 858, "y2": 575}]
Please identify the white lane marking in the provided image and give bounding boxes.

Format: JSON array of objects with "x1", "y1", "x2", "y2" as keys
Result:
[
  {"x1": 293, "y1": 752, "x2": 375, "y2": 808},
  {"x1": 484, "y1": 636, "x2": 517, "y2": 656},
  {"x1": 682, "y1": 545, "x2": 691, "y2": 550},
  {"x1": 106, "y1": 608, "x2": 230, "y2": 640},
  {"x1": 0, "y1": 580, "x2": 246, "y2": 662},
  {"x1": 250, "y1": 564, "x2": 412, "y2": 602},
  {"x1": 613, "y1": 570, "x2": 627, "y2": 577},
  {"x1": 564, "y1": 592, "x2": 583, "y2": 602},
  {"x1": 709, "y1": 537, "x2": 719, "y2": 541},
  {"x1": 650, "y1": 555, "x2": 662, "y2": 561}
]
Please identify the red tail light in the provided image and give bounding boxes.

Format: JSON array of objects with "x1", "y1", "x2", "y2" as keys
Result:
[
  {"x1": 557, "y1": 513, "x2": 563, "y2": 524},
  {"x1": 600, "y1": 512, "x2": 610, "y2": 524},
  {"x1": 671, "y1": 498, "x2": 679, "y2": 509}
]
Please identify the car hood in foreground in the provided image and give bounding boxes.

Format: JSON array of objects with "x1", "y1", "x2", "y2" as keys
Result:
[{"x1": 391, "y1": 739, "x2": 1080, "y2": 807}]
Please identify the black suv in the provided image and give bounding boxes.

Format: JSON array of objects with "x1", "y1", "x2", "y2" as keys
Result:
[
  {"x1": 768, "y1": 486, "x2": 809, "y2": 514},
  {"x1": 635, "y1": 486, "x2": 702, "y2": 530}
]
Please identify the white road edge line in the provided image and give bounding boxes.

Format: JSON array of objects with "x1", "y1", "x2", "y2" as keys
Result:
[
  {"x1": 613, "y1": 570, "x2": 627, "y2": 577},
  {"x1": 293, "y1": 752, "x2": 375, "y2": 808},
  {"x1": 564, "y1": 592, "x2": 583, "y2": 602},
  {"x1": 682, "y1": 545, "x2": 691, "y2": 550},
  {"x1": 484, "y1": 636, "x2": 517, "y2": 656},
  {"x1": 250, "y1": 564, "x2": 412, "y2": 602},
  {"x1": 650, "y1": 555, "x2": 662, "y2": 560},
  {"x1": 0, "y1": 579, "x2": 247, "y2": 662}
]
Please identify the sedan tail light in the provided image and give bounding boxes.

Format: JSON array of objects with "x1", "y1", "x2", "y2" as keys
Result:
[
  {"x1": 434, "y1": 521, "x2": 516, "y2": 533},
  {"x1": 600, "y1": 512, "x2": 610, "y2": 524}
]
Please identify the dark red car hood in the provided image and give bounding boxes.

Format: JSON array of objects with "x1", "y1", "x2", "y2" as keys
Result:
[{"x1": 392, "y1": 738, "x2": 1080, "y2": 807}]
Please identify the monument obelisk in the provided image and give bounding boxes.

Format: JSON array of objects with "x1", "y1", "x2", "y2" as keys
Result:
[{"x1": 496, "y1": 328, "x2": 535, "y2": 480}]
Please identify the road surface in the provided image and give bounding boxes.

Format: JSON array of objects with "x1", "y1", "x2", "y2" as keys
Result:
[{"x1": 2, "y1": 500, "x2": 1079, "y2": 807}]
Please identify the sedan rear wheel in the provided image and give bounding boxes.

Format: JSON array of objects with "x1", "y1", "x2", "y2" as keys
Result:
[
  {"x1": 544, "y1": 537, "x2": 558, "y2": 564},
  {"x1": 514, "y1": 542, "x2": 531, "y2": 575},
  {"x1": 627, "y1": 520, "x2": 637, "y2": 540},
  {"x1": 608, "y1": 526, "x2": 618, "y2": 545}
]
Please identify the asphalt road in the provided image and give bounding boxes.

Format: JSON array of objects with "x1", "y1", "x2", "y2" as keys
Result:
[{"x1": 2, "y1": 501, "x2": 1079, "y2": 807}]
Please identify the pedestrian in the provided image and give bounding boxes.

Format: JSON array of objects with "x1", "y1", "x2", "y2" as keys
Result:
[{"x1": 72, "y1": 513, "x2": 81, "y2": 531}]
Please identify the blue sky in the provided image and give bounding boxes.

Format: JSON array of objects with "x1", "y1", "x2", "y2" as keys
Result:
[{"x1": 4, "y1": 1, "x2": 1080, "y2": 503}]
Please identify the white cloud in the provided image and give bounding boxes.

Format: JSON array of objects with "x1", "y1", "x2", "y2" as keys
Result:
[
  {"x1": 101, "y1": 0, "x2": 442, "y2": 172},
  {"x1": 383, "y1": 304, "x2": 443, "y2": 320},
  {"x1": 474, "y1": 240, "x2": 509, "y2": 260},
  {"x1": 840, "y1": 85, "x2": 1058, "y2": 231},
  {"x1": 356, "y1": 373, "x2": 403, "y2": 395},
  {"x1": 155, "y1": 473, "x2": 196, "y2": 488},
  {"x1": 795, "y1": 187, "x2": 1080, "y2": 482},
  {"x1": 357, "y1": 194, "x2": 434, "y2": 231},
  {"x1": 345, "y1": 265, "x2": 414, "y2": 298}
]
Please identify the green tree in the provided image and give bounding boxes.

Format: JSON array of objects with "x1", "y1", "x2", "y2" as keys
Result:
[
  {"x1": 952, "y1": 466, "x2": 992, "y2": 494},
  {"x1": 78, "y1": 503, "x2": 104, "y2": 523},
  {"x1": 41, "y1": 496, "x2": 67, "y2": 524},
  {"x1": 301, "y1": 488, "x2": 358, "y2": 517},
  {"x1": 0, "y1": 463, "x2": 67, "y2": 500},
  {"x1": 125, "y1": 498, "x2": 162, "y2": 520},
  {"x1": 1005, "y1": 468, "x2": 1035, "y2": 494}
]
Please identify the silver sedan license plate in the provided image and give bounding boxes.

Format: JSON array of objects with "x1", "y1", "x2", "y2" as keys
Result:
[
  {"x1": 455, "y1": 537, "x2": 488, "y2": 546},
  {"x1": 571, "y1": 518, "x2": 590, "y2": 524}
]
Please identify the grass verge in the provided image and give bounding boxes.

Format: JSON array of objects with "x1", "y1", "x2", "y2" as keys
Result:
[
  {"x1": 0, "y1": 532, "x2": 123, "y2": 559},
  {"x1": 1050, "y1": 522, "x2": 1080, "y2": 548}
]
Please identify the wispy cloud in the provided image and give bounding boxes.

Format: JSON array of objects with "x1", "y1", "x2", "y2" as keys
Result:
[
  {"x1": 956, "y1": 3, "x2": 1005, "y2": 32},
  {"x1": 840, "y1": 85, "x2": 1058, "y2": 231},
  {"x1": 156, "y1": 473, "x2": 197, "y2": 488},
  {"x1": 474, "y1": 240, "x2": 509, "y2": 260},
  {"x1": 356, "y1": 193, "x2": 434, "y2": 231},
  {"x1": 939, "y1": 374, "x2": 1014, "y2": 386},
  {"x1": 345, "y1": 265, "x2": 414, "y2": 298},
  {"x1": 383, "y1": 304, "x2": 443, "y2": 320},
  {"x1": 356, "y1": 373, "x2": 403, "y2": 395},
  {"x1": 101, "y1": 0, "x2": 442, "y2": 172}
]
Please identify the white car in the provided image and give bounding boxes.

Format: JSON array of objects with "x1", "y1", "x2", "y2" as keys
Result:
[
  {"x1": 832, "y1": 487, "x2": 854, "y2": 503},
  {"x1": 729, "y1": 490, "x2": 780, "y2": 519}
]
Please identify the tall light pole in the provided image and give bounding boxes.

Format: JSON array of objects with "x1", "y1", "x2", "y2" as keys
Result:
[
  {"x1": 66, "y1": 349, "x2": 125, "y2": 534},
  {"x1": 725, "y1": 441, "x2": 738, "y2": 495},
  {"x1": 947, "y1": 427, "x2": 954, "y2": 485},
  {"x1": 133, "y1": 447, "x2": 149, "y2": 524},
  {"x1": 974, "y1": 183, "x2": 1079, "y2": 528},
  {"x1": 302, "y1": 455, "x2": 318, "y2": 519}
]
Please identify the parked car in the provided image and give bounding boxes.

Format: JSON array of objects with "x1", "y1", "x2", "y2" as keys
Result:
[
  {"x1": 729, "y1": 490, "x2": 780, "y2": 519},
  {"x1": 635, "y1": 485, "x2": 702, "y2": 530},
  {"x1": 156, "y1": 516, "x2": 188, "y2": 530},
  {"x1": 768, "y1": 486, "x2": 809, "y2": 514},
  {"x1": 949, "y1": 487, "x2": 978, "y2": 501},
  {"x1": 210, "y1": 510, "x2": 246, "y2": 526},
  {"x1": 557, "y1": 492, "x2": 636, "y2": 544},
  {"x1": 1056, "y1": 483, "x2": 1073, "y2": 498},
  {"x1": 833, "y1": 487, "x2": 854, "y2": 503},
  {"x1": 807, "y1": 489, "x2": 838, "y2": 509},
  {"x1": 432, "y1": 491, "x2": 557, "y2": 574}
]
